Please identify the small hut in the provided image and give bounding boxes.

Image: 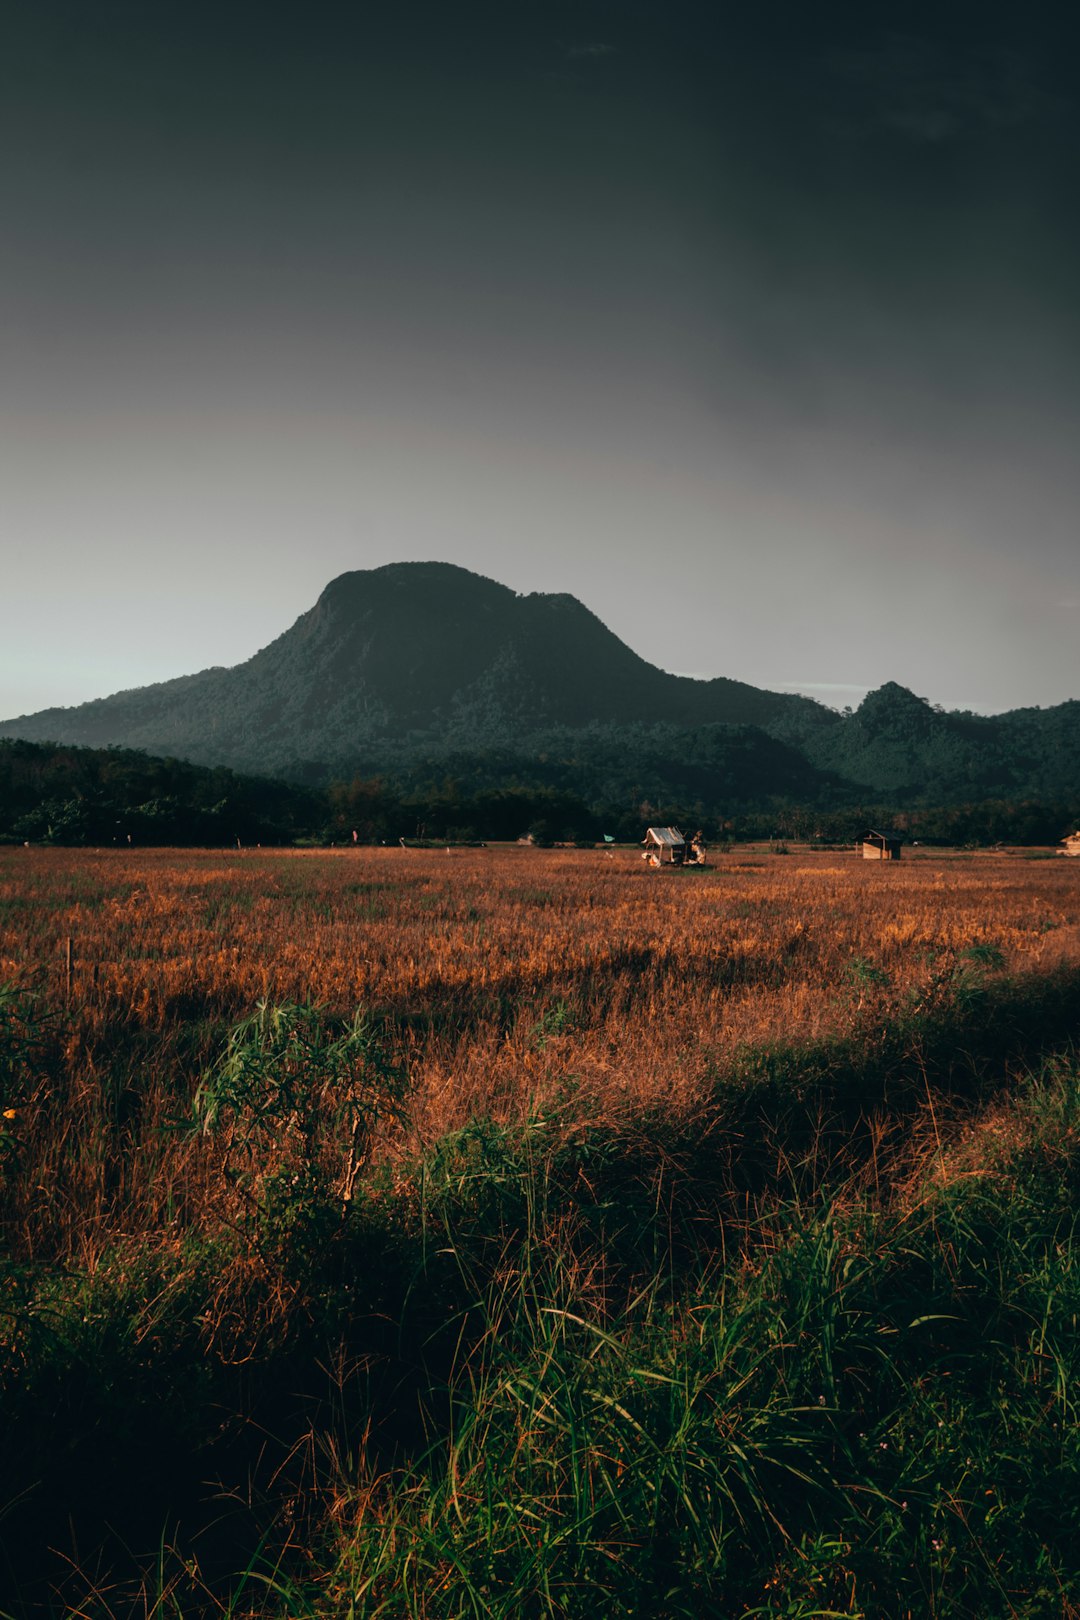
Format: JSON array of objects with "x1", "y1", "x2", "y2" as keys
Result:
[
  {"x1": 1059, "y1": 831, "x2": 1080, "y2": 857},
  {"x1": 858, "y1": 829, "x2": 902, "y2": 861},
  {"x1": 643, "y1": 826, "x2": 685, "y2": 866}
]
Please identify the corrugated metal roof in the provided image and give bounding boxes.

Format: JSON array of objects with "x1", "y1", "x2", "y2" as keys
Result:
[{"x1": 644, "y1": 826, "x2": 685, "y2": 846}]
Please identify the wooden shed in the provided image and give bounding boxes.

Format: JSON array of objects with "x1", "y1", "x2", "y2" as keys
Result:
[
  {"x1": 643, "y1": 826, "x2": 685, "y2": 866},
  {"x1": 1059, "y1": 832, "x2": 1080, "y2": 857},
  {"x1": 858, "y1": 829, "x2": 903, "y2": 861}
]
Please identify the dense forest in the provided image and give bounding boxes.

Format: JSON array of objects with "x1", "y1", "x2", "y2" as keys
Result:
[
  {"x1": 2, "y1": 739, "x2": 1077, "y2": 850},
  {"x1": 0, "y1": 741, "x2": 322, "y2": 848}
]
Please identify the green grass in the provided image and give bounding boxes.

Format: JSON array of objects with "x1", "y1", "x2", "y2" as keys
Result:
[
  {"x1": 308, "y1": 1057, "x2": 1080, "y2": 1619},
  {"x1": 5, "y1": 984, "x2": 1080, "y2": 1615}
]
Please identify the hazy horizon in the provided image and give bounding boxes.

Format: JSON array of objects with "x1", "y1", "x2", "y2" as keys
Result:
[{"x1": 3, "y1": 1, "x2": 1078, "y2": 721}]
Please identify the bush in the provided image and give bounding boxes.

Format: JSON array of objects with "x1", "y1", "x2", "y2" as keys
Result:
[{"x1": 193, "y1": 1001, "x2": 408, "y2": 1257}]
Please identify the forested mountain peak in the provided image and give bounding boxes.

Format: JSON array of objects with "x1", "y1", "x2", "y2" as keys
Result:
[
  {"x1": 854, "y1": 683, "x2": 938, "y2": 734},
  {"x1": 0, "y1": 562, "x2": 823, "y2": 773},
  {"x1": 1, "y1": 563, "x2": 1076, "y2": 806}
]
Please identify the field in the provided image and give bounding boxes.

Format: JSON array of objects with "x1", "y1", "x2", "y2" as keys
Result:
[{"x1": 3, "y1": 844, "x2": 1080, "y2": 1616}]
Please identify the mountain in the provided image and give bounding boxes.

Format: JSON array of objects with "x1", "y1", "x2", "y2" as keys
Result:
[
  {"x1": 0, "y1": 563, "x2": 831, "y2": 777},
  {"x1": 2, "y1": 562, "x2": 1076, "y2": 808},
  {"x1": 803, "y1": 682, "x2": 1080, "y2": 802}
]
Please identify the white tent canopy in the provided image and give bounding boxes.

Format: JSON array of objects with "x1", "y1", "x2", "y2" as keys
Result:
[{"x1": 643, "y1": 827, "x2": 684, "y2": 847}]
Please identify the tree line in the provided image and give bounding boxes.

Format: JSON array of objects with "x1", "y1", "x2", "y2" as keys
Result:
[{"x1": 1, "y1": 739, "x2": 1077, "y2": 850}]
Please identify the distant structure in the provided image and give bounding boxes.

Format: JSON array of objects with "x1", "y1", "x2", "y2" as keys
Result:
[
  {"x1": 858, "y1": 829, "x2": 903, "y2": 861},
  {"x1": 1059, "y1": 831, "x2": 1080, "y2": 857},
  {"x1": 643, "y1": 826, "x2": 686, "y2": 866}
]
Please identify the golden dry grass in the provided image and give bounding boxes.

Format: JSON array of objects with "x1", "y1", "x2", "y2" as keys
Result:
[{"x1": 3, "y1": 841, "x2": 1078, "y2": 1152}]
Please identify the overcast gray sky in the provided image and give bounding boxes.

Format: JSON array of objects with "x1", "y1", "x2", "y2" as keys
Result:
[{"x1": 2, "y1": 0, "x2": 1078, "y2": 719}]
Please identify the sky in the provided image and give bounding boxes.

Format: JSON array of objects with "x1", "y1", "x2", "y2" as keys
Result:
[{"x1": 2, "y1": 0, "x2": 1078, "y2": 720}]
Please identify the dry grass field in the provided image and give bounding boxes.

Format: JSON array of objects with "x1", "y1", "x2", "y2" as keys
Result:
[
  {"x1": 3, "y1": 840, "x2": 1077, "y2": 1142},
  {"x1": 3, "y1": 843, "x2": 1080, "y2": 1616}
]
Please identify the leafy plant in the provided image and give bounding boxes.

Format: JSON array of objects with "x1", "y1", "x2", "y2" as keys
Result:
[
  {"x1": 0, "y1": 982, "x2": 48, "y2": 1112},
  {"x1": 193, "y1": 1001, "x2": 408, "y2": 1246},
  {"x1": 844, "y1": 956, "x2": 890, "y2": 992},
  {"x1": 532, "y1": 998, "x2": 574, "y2": 1048}
]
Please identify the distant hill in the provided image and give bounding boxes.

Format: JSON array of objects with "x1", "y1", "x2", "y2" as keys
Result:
[
  {"x1": 0, "y1": 738, "x2": 322, "y2": 846},
  {"x1": 802, "y1": 682, "x2": 1080, "y2": 803},
  {"x1": 0, "y1": 562, "x2": 830, "y2": 776},
  {"x1": 2, "y1": 562, "x2": 1077, "y2": 808}
]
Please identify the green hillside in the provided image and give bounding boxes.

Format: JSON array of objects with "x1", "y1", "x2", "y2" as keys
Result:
[{"x1": 1, "y1": 564, "x2": 1077, "y2": 812}]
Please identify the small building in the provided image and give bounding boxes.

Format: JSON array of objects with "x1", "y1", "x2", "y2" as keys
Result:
[
  {"x1": 643, "y1": 826, "x2": 685, "y2": 866},
  {"x1": 1059, "y1": 831, "x2": 1080, "y2": 857},
  {"x1": 858, "y1": 829, "x2": 903, "y2": 861}
]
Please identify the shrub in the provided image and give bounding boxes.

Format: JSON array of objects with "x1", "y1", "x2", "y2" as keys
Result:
[{"x1": 193, "y1": 1001, "x2": 408, "y2": 1255}]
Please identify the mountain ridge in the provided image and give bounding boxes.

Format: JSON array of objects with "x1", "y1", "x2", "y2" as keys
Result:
[
  {"x1": 2, "y1": 562, "x2": 1076, "y2": 806},
  {"x1": 0, "y1": 562, "x2": 831, "y2": 766}
]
